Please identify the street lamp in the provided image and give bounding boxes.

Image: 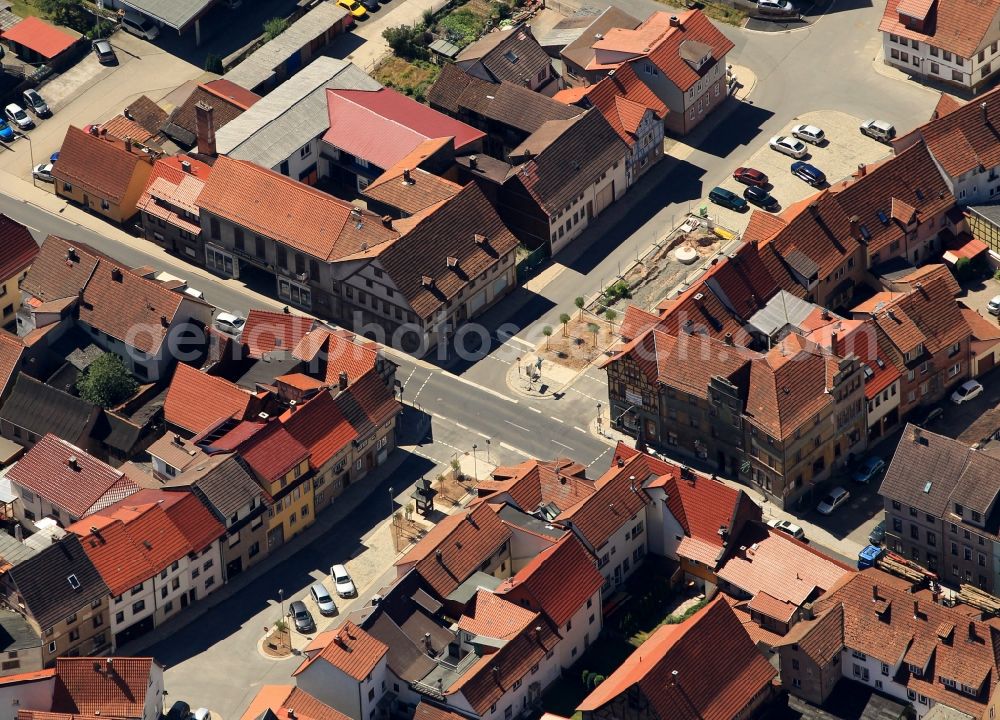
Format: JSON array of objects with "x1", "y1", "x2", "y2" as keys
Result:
[
  {"x1": 22, "y1": 133, "x2": 35, "y2": 188},
  {"x1": 596, "y1": 402, "x2": 603, "y2": 435},
  {"x1": 472, "y1": 444, "x2": 478, "y2": 481},
  {"x1": 485, "y1": 438, "x2": 491, "y2": 463},
  {"x1": 388, "y1": 486, "x2": 395, "y2": 520},
  {"x1": 278, "y1": 588, "x2": 284, "y2": 624}
]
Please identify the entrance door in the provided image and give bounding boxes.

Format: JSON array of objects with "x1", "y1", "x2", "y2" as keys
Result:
[{"x1": 180, "y1": 593, "x2": 189, "y2": 609}]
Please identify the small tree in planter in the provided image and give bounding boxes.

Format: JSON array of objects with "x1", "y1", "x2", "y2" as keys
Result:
[
  {"x1": 587, "y1": 322, "x2": 600, "y2": 347},
  {"x1": 605, "y1": 308, "x2": 617, "y2": 330},
  {"x1": 542, "y1": 325, "x2": 553, "y2": 349},
  {"x1": 575, "y1": 296, "x2": 585, "y2": 319},
  {"x1": 560, "y1": 313, "x2": 571, "y2": 337}
]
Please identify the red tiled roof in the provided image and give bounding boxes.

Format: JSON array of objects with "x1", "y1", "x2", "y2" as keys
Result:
[
  {"x1": 475, "y1": 458, "x2": 594, "y2": 515},
  {"x1": 900, "y1": 86, "x2": 1000, "y2": 178},
  {"x1": 281, "y1": 390, "x2": 357, "y2": 470},
  {"x1": 243, "y1": 310, "x2": 316, "y2": 359},
  {"x1": 413, "y1": 704, "x2": 469, "y2": 720},
  {"x1": 1, "y1": 16, "x2": 78, "y2": 58},
  {"x1": 8, "y1": 435, "x2": 135, "y2": 518},
  {"x1": 874, "y1": 267, "x2": 970, "y2": 356},
  {"x1": 457, "y1": 590, "x2": 539, "y2": 640},
  {"x1": 581, "y1": 63, "x2": 667, "y2": 145},
  {"x1": 237, "y1": 421, "x2": 309, "y2": 483},
  {"x1": 53, "y1": 657, "x2": 155, "y2": 718},
  {"x1": 293, "y1": 622, "x2": 387, "y2": 681},
  {"x1": 240, "y1": 686, "x2": 351, "y2": 720},
  {"x1": 0, "y1": 331, "x2": 24, "y2": 400},
  {"x1": 197, "y1": 157, "x2": 398, "y2": 262},
  {"x1": 743, "y1": 211, "x2": 787, "y2": 244},
  {"x1": 944, "y1": 232, "x2": 989, "y2": 262},
  {"x1": 323, "y1": 88, "x2": 484, "y2": 169},
  {"x1": 295, "y1": 329, "x2": 381, "y2": 386},
  {"x1": 0, "y1": 214, "x2": 38, "y2": 282},
  {"x1": 962, "y1": 307, "x2": 1000, "y2": 343},
  {"x1": 202, "y1": 78, "x2": 261, "y2": 110},
  {"x1": 878, "y1": 0, "x2": 1000, "y2": 60},
  {"x1": 496, "y1": 533, "x2": 603, "y2": 626},
  {"x1": 745, "y1": 590, "x2": 797, "y2": 624},
  {"x1": 640, "y1": 10, "x2": 734, "y2": 92},
  {"x1": 164, "y1": 363, "x2": 255, "y2": 435},
  {"x1": 99, "y1": 115, "x2": 155, "y2": 144},
  {"x1": 579, "y1": 596, "x2": 776, "y2": 720},
  {"x1": 618, "y1": 305, "x2": 660, "y2": 341},
  {"x1": 933, "y1": 92, "x2": 963, "y2": 120},
  {"x1": 137, "y1": 156, "x2": 211, "y2": 230},
  {"x1": 52, "y1": 127, "x2": 153, "y2": 205}
]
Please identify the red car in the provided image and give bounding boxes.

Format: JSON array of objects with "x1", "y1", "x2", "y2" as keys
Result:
[{"x1": 733, "y1": 167, "x2": 769, "y2": 188}]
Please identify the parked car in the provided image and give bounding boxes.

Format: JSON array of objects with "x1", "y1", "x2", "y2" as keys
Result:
[
  {"x1": 213, "y1": 311, "x2": 246, "y2": 336},
  {"x1": 852, "y1": 456, "x2": 885, "y2": 484},
  {"x1": 951, "y1": 379, "x2": 984, "y2": 404},
  {"x1": 791, "y1": 161, "x2": 826, "y2": 186},
  {"x1": 330, "y1": 564, "x2": 356, "y2": 597},
  {"x1": 359, "y1": 0, "x2": 379, "y2": 11},
  {"x1": 769, "y1": 135, "x2": 807, "y2": 158},
  {"x1": 743, "y1": 185, "x2": 779, "y2": 211},
  {"x1": 0, "y1": 120, "x2": 13, "y2": 142},
  {"x1": 817, "y1": 486, "x2": 850, "y2": 515},
  {"x1": 708, "y1": 186, "x2": 749, "y2": 212},
  {"x1": 911, "y1": 404, "x2": 944, "y2": 428},
  {"x1": 32, "y1": 163, "x2": 54, "y2": 182},
  {"x1": 733, "y1": 166, "x2": 768, "y2": 187},
  {"x1": 756, "y1": 0, "x2": 797, "y2": 14},
  {"x1": 767, "y1": 518, "x2": 805, "y2": 539},
  {"x1": 50, "y1": 151, "x2": 59, "y2": 163},
  {"x1": 791, "y1": 123, "x2": 825, "y2": 145},
  {"x1": 337, "y1": 0, "x2": 368, "y2": 17},
  {"x1": 310, "y1": 584, "x2": 338, "y2": 616},
  {"x1": 859, "y1": 119, "x2": 896, "y2": 142},
  {"x1": 193, "y1": 710, "x2": 211, "y2": 720},
  {"x1": 122, "y1": 11, "x2": 160, "y2": 40},
  {"x1": 289, "y1": 600, "x2": 315, "y2": 633},
  {"x1": 22, "y1": 89, "x2": 49, "y2": 117},
  {"x1": 869, "y1": 519, "x2": 886, "y2": 546},
  {"x1": 166, "y1": 702, "x2": 191, "y2": 720},
  {"x1": 92, "y1": 39, "x2": 117, "y2": 64},
  {"x1": 988, "y1": 295, "x2": 1000, "y2": 315},
  {"x1": 5, "y1": 103, "x2": 32, "y2": 130}
]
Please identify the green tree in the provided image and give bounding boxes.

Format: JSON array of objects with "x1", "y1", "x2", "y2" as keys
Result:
[
  {"x1": 37, "y1": 0, "x2": 90, "y2": 32},
  {"x1": 382, "y1": 24, "x2": 428, "y2": 61},
  {"x1": 263, "y1": 17, "x2": 290, "y2": 40},
  {"x1": 542, "y1": 325, "x2": 553, "y2": 349},
  {"x1": 76, "y1": 353, "x2": 138, "y2": 409},
  {"x1": 605, "y1": 308, "x2": 618, "y2": 329},
  {"x1": 574, "y1": 295, "x2": 585, "y2": 319},
  {"x1": 587, "y1": 322, "x2": 600, "y2": 347},
  {"x1": 559, "y1": 312, "x2": 571, "y2": 337}
]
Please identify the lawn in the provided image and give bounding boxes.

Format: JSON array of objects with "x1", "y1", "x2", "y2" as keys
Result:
[
  {"x1": 432, "y1": 0, "x2": 513, "y2": 48},
  {"x1": 653, "y1": 0, "x2": 749, "y2": 25},
  {"x1": 9, "y1": 0, "x2": 44, "y2": 19},
  {"x1": 373, "y1": 56, "x2": 441, "y2": 102}
]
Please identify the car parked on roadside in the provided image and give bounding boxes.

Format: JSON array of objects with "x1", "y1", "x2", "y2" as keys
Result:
[
  {"x1": 708, "y1": 186, "x2": 749, "y2": 212},
  {"x1": 859, "y1": 119, "x2": 896, "y2": 142},
  {"x1": 331, "y1": 564, "x2": 356, "y2": 597},
  {"x1": 166, "y1": 701, "x2": 191, "y2": 720},
  {"x1": 92, "y1": 39, "x2": 117, "y2": 64},
  {"x1": 791, "y1": 123, "x2": 825, "y2": 145},
  {"x1": 5, "y1": 103, "x2": 32, "y2": 130},
  {"x1": 743, "y1": 185, "x2": 779, "y2": 211},
  {"x1": 791, "y1": 161, "x2": 826, "y2": 186},
  {"x1": 951, "y1": 379, "x2": 984, "y2": 404},
  {"x1": 22, "y1": 89, "x2": 49, "y2": 117},
  {"x1": 359, "y1": 0, "x2": 380, "y2": 11},
  {"x1": 0, "y1": 119, "x2": 13, "y2": 142},
  {"x1": 869, "y1": 519, "x2": 886, "y2": 546},
  {"x1": 310, "y1": 583, "x2": 338, "y2": 616},
  {"x1": 289, "y1": 600, "x2": 315, "y2": 633},
  {"x1": 817, "y1": 486, "x2": 850, "y2": 515},
  {"x1": 853, "y1": 456, "x2": 885, "y2": 484},
  {"x1": 988, "y1": 295, "x2": 1000, "y2": 315},
  {"x1": 756, "y1": 0, "x2": 797, "y2": 15},
  {"x1": 769, "y1": 135, "x2": 807, "y2": 158},
  {"x1": 32, "y1": 163, "x2": 54, "y2": 182},
  {"x1": 337, "y1": 0, "x2": 368, "y2": 17},
  {"x1": 213, "y1": 312, "x2": 245, "y2": 336},
  {"x1": 733, "y1": 166, "x2": 768, "y2": 187},
  {"x1": 767, "y1": 518, "x2": 805, "y2": 539}
]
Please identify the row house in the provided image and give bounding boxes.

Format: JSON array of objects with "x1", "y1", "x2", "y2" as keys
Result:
[
  {"x1": 137, "y1": 155, "x2": 212, "y2": 260},
  {"x1": 161, "y1": 78, "x2": 260, "y2": 150},
  {"x1": 879, "y1": 0, "x2": 1000, "y2": 91},
  {"x1": 880, "y1": 424, "x2": 1000, "y2": 590},
  {"x1": 777, "y1": 569, "x2": 1000, "y2": 720},
  {"x1": 454, "y1": 24, "x2": 557, "y2": 93},
  {"x1": 0, "y1": 215, "x2": 39, "y2": 330},
  {"x1": 560, "y1": 10, "x2": 734, "y2": 135},
  {"x1": 68, "y1": 488, "x2": 225, "y2": 648}
]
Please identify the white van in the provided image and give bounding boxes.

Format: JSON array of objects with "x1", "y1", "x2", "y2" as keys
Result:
[{"x1": 121, "y1": 12, "x2": 159, "y2": 40}]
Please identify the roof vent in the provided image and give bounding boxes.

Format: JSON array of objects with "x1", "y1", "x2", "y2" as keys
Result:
[
  {"x1": 142, "y1": 540, "x2": 152, "y2": 550},
  {"x1": 67, "y1": 574, "x2": 81, "y2": 590},
  {"x1": 421, "y1": 275, "x2": 435, "y2": 287},
  {"x1": 381, "y1": 215, "x2": 393, "y2": 229},
  {"x1": 351, "y1": 207, "x2": 363, "y2": 218},
  {"x1": 469, "y1": 155, "x2": 478, "y2": 169},
  {"x1": 67, "y1": 455, "x2": 80, "y2": 470},
  {"x1": 287, "y1": 711, "x2": 296, "y2": 720},
  {"x1": 160, "y1": 314, "x2": 169, "y2": 327},
  {"x1": 66, "y1": 247, "x2": 78, "y2": 262},
  {"x1": 693, "y1": 292, "x2": 704, "y2": 302}
]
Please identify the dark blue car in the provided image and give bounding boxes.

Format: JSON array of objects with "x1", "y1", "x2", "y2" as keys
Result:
[
  {"x1": 791, "y1": 161, "x2": 826, "y2": 187},
  {"x1": 0, "y1": 120, "x2": 13, "y2": 142}
]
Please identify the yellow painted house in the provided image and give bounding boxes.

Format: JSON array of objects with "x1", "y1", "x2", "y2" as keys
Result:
[
  {"x1": 52, "y1": 126, "x2": 156, "y2": 223},
  {"x1": 0, "y1": 214, "x2": 39, "y2": 328}
]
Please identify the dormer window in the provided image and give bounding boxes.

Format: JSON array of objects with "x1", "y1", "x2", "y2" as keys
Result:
[{"x1": 955, "y1": 503, "x2": 964, "y2": 517}]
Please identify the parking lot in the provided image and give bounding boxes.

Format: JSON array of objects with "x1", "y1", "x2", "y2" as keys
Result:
[
  {"x1": 0, "y1": 30, "x2": 202, "y2": 181},
  {"x1": 702, "y1": 110, "x2": 895, "y2": 232}
]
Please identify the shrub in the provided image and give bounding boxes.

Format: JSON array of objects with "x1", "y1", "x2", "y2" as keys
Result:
[
  {"x1": 85, "y1": 20, "x2": 115, "y2": 40},
  {"x1": 954, "y1": 256, "x2": 972, "y2": 281},
  {"x1": 76, "y1": 353, "x2": 138, "y2": 409},
  {"x1": 581, "y1": 670, "x2": 591, "y2": 687},
  {"x1": 263, "y1": 17, "x2": 290, "y2": 40},
  {"x1": 602, "y1": 280, "x2": 632, "y2": 304},
  {"x1": 383, "y1": 24, "x2": 428, "y2": 61}
]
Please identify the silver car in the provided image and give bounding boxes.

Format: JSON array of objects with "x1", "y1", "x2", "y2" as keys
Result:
[
  {"x1": 22, "y1": 89, "x2": 49, "y2": 117},
  {"x1": 310, "y1": 583, "x2": 337, "y2": 616},
  {"x1": 791, "y1": 123, "x2": 825, "y2": 145}
]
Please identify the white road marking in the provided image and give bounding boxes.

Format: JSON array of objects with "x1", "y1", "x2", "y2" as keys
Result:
[
  {"x1": 504, "y1": 420, "x2": 530, "y2": 432},
  {"x1": 412, "y1": 373, "x2": 432, "y2": 402},
  {"x1": 503, "y1": 336, "x2": 534, "y2": 349},
  {"x1": 588, "y1": 446, "x2": 613, "y2": 467},
  {"x1": 499, "y1": 441, "x2": 532, "y2": 458},
  {"x1": 451, "y1": 373, "x2": 518, "y2": 404},
  {"x1": 551, "y1": 440, "x2": 574, "y2": 450},
  {"x1": 528, "y1": 406, "x2": 542, "y2": 414},
  {"x1": 574, "y1": 426, "x2": 588, "y2": 434},
  {"x1": 549, "y1": 416, "x2": 564, "y2": 423},
  {"x1": 454, "y1": 422, "x2": 468, "y2": 430},
  {"x1": 476, "y1": 432, "x2": 490, "y2": 439}
]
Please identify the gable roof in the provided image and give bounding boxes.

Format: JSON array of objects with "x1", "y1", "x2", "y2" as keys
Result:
[
  {"x1": 0, "y1": 331, "x2": 24, "y2": 400},
  {"x1": 1, "y1": 16, "x2": 78, "y2": 58},
  {"x1": 323, "y1": 88, "x2": 484, "y2": 170},
  {"x1": 51, "y1": 127, "x2": 152, "y2": 204},
  {"x1": 0, "y1": 214, "x2": 39, "y2": 281},
  {"x1": 20, "y1": 236, "x2": 103, "y2": 304},
  {"x1": 164, "y1": 363, "x2": 255, "y2": 435},
  {"x1": 240, "y1": 686, "x2": 351, "y2": 720},
  {"x1": 243, "y1": 310, "x2": 316, "y2": 359},
  {"x1": 8, "y1": 434, "x2": 136, "y2": 518},
  {"x1": 363, "y1": 166, "x2": 462, "y2": 217},
  {"x1": 124, "y1": 96, "x2": 168, "y2": 136},
  {"x1": 762, "y1": 190, "x2": 859, "y2": 282},
  {"x1": 374, "y1": 183, "x2": 518, "y2": 319},
  {"x1": 878, "y1": 0, "x2": 1000, "y2": 59},
  {"x1": 7, "y1": 535, "x2": 108, "y2": 629},
  {"x1": 476, "y1": 458, "x2": 593, "y2": 515},
  {"x1": 579, "y1": 63, "x2": 667, "y2": 145},
  {"x1": 509, "y1": 109, "x2": 627, "y2": 215},
  {"x1": 872, "y1": 266, "x2": 969, "y2": 356},
  {"x1": 236, "y1": 421, "x2": 309, "y2": 483},
  {"x1": 162, "y1": 80, "x2": 260, "y2": 147},
  {"x1": 578, "y1": 596, "x2": 777, "y2": 720},
  {"x1": 457, "y1": 590, "x2": 539, "y2": 641},
  {"x1": 456, "y1": 25, "x2": 552, "y2": 86},
  {"x1": 281, "y1": 390, "x2": 356, "y2": 469},
  {"x1": 53, "y1": 657, "x2": 155, "y2": 719},
  {"x1": 197, "y1": 156, "x2": 398, "y2": 262},
  {"x1": 0, "y1": 376, "x2": 96, "y2": 444},
  {"x1": 496, "y1": 533, "x2": 603, "y2": 626},
  {"x1": 294, "y1": 622, "x2": 387, "y2": 681},
  {"x1": 137, "y1": 156, "x2": 211, "y2": 231},
  {"x1": 560, "y1": 6, "x2": 642, "y2": 70}
]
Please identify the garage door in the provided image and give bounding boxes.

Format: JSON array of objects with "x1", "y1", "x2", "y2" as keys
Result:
[
  {"x1": 595, "y1": 181, "x2": 615, "y2": 214},
  {"x1": 981, "y1": 352, "x2": 996, "y2": 374}
]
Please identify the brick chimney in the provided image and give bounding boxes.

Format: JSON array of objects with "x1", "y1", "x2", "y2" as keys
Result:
[{"x1": 195, "y1": 101, "x2": 217, "y2": 156}]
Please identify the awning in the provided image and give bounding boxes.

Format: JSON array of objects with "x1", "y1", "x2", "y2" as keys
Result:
[{"x1": 943, "y1": 232, "x2": 989, "y2": 264}]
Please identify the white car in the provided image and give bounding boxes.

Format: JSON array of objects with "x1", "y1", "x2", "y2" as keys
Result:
[
  {"x1": 330, "y1": 564, "x2": 356, "y2": 597},
  {"x1": 213, "y1": 311, "x2": 245, "y2": 336},
  {"x1": 951, "y1": 379, "x2": 984, "y2": 404},
  {"x1": 32, "y1": 163, "x2": 54, "y2": 182},
  {"x1": 769, "y1": 135, "x2": 807, "y2": 159},
  {"x1": 4, "y1": 103, "x2": 32, "y2": 130},
  {"x1": 791, "y1": 123, "x2": 825, "y2": 145},
  {"x1": 988, "y1": 295, "x2": 1000, "y2": 315},
  {"x1": 859, "y1": 119, "x2": 896, "y2": 142},
  {"x1": 817, "y1": 486, "x2": 850, "y2": 515},
  {"x1": 767, "y1": 518, "x2": 805, "y2": 539}
]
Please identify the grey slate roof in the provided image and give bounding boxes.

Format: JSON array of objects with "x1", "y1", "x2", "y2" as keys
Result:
[
  {"x1": 216, "y1": 57, "x2": 380, "y2": 170},
  {"x1": 8, "y1": 535, "x2": 108, "y2": 629},
  {"x1": 222, "y1": 2, "x2": 349, "y2": 93},
  {"x1": 166, "y1": 455, "x2": 264, "y2": 519},
  {"x1": 536, "y1": 10, "x2": 603, "y2": 51},
  {"x1": 746, "y1": 290, "x2": 820, "y2": 338},
  {"x1": 0, "y1": 375, "x2": 95, "y2": 442},
  {"x1": 118, "y1": 0, "x2": 210, "y2": 31},
  {"x1": 456, "y1": 25, "x2": 551, "y2": 87},
  {"x1": 0, "y1": 528, "x2": 38, "y2": 567},
  {"x1": 0, "y1": 611, "x2": 40, "y2": 652}
]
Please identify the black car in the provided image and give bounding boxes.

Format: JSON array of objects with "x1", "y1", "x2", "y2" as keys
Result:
[
  {"x1": 911, "y1": 404, "x2": 944, "y2": 428},
  {"x1": 289, "y1": 600, "x2": 315, "y2": 633},
  {"x1": 166, "y1": 701, "x2": 191, "y2": 720},
  {"x1": 869, "y1": 520, "x2": 886, "y2": 546},
  {"x1": 708, "y1": 186, "x2": 749, "y2": 212},
  {"x1": 791, "y1": 161, "x2": 826, "y2": 187},
  {"x1": 743, "y1": 185, "x2": 779, "y2": 211},
  {"x1": 92, "y1": 39, "x2": 117, "y2": 64},
  {"x1": 359, "y1": 0, "x2": 379, "y2": 11}
]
